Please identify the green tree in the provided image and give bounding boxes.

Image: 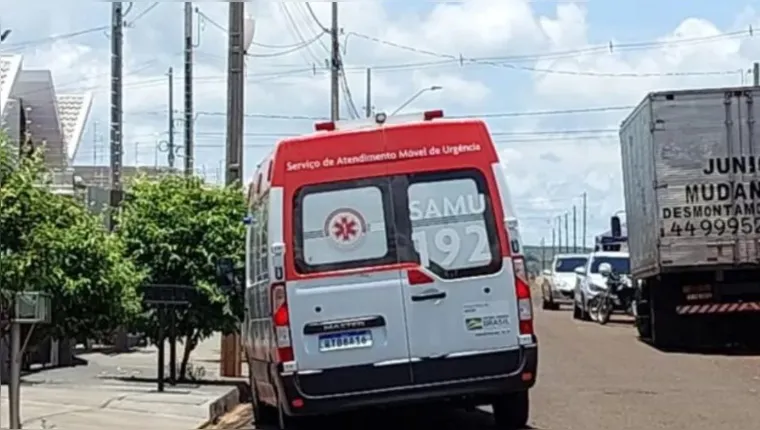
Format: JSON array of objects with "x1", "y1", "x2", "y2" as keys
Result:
[
  {"x1": 0, "y1": 135, "x2": 143, "y2": 342},
  {"x1": 116, "y1": 175, "x2": 246, "y2": 379}
]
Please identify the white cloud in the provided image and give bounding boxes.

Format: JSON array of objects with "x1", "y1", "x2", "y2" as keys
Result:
[{"x1": 6, "y1": 0, "x2": 760, "y2": 245}]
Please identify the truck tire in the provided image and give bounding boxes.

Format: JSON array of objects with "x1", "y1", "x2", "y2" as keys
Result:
[
  {"x1": 492, "y1": 390, "x2": 529, "y2": 429},
  {"x1": 651, "y1": 308, "x2": 677, "y2": 350},
  {"x1": 634, "y1": 280, "x2": 652, "y2": 339},
  {"x1": 649, "y1": 285, "x2": 680, "y2": 350},
  {"x1": 635, "y1": 303, "x2": 652, "y2": 339}
]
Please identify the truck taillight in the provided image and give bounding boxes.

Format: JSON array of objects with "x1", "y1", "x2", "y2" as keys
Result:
[
  {"x1": 271, "y1": 283, "x2": 293, "y2": 362},
  {"x1": 512, "y1": 257, "x2": 534, "y2": 335}
]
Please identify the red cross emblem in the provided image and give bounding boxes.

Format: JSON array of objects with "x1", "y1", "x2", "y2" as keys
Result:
[{"x1": 324, "y1": 208, "x2": 366, "y2": 247}]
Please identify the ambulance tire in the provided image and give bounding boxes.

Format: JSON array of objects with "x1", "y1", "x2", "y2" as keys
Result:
[
  {"x1": 250, "y1": 377, "x2": 278, "y2": 426},
  {"x1": 492, "y1": 390, "x2": 530, "y2": 429}
]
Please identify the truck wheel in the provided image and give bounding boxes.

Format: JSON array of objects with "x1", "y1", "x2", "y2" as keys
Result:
[
  {"x1": 635, "y1": 309, "x2": 652, "y2": 339},
  {"x1": 651, "y1": 310, "x2": 677, "y2": 350},
  {"x1": 492, "y1": 390, "x2": 529, "y2": 429},
  {"x1": 650, "y1": 297, "x2": 680, "y2": 350}
]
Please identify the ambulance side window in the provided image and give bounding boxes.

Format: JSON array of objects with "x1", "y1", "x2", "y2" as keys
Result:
[{"x1": 255, "y1": 195, "x2": 270, "y2": 318}]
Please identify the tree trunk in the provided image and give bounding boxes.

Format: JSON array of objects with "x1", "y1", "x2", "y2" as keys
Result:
[{"x1": 179, "y1": 330, "x2": 200, "y2": 380}]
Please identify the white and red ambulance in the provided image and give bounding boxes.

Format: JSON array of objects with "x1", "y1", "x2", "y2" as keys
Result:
[{"x1": 242, "y1": 110, "x2": 537, "y2": 429}]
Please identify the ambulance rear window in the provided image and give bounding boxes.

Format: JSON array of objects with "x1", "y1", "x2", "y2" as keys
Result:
[
  {"x1": 406, "y1": 169, "x2": 502, "y2": 279},
  {"x1": 293, "y1": 179, "x2": 398, "y2": 274},
  {"x1": 292, "y1": 169, "x2": 503, "y2": 276}
]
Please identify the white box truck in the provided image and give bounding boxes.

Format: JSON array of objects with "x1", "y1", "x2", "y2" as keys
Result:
[{"x1": 620, "y1": 86, "x2": 760, "y2": 349}]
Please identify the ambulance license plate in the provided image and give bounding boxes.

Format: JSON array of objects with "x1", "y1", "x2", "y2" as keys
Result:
[{"x1": 318, "y1": 330, "x2": 373, "y2": 352}]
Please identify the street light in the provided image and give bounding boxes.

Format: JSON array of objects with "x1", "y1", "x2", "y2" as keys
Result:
[
  {"x1": 243, "y1": 15, "x2": 255, "y2": 55},
  {"x1": 390, "y1": 85, "x2": 443, "y2": 115}
]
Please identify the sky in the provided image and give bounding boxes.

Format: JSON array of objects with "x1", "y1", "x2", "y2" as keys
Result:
[{"x1": 2, "y1": 0, "x2": 760, "y2": 246}]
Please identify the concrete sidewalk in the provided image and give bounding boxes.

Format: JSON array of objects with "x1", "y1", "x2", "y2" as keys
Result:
[{"x1": 0, "y1": 333, "x2": 245, "y2": 429}]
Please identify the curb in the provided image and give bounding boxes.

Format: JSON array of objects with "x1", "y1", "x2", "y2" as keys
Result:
[{"x1": 198, "y1": 381, "x2": 251, "y2": 429}]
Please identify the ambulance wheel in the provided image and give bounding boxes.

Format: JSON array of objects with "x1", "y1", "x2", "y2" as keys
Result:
[
  {"x1": 277, "y1": 403, "x2": 298, "y2": 430},
  {"x1": 492, "y1": 390, "x2": 529, "y2": 429},
  {"x1": 251, "y1": 378, "x2": 277, "y2": 425}
]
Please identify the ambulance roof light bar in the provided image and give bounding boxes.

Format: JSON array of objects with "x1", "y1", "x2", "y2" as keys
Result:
[{"x1": 313, "y1": 109, "x2": 444, "y2": 132}]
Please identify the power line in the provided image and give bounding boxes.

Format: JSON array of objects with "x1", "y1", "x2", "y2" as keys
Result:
[
  {"x1": 279, "y1": 3, "x2": 324, "y2": 65},
  {"x1": 1, "y1": 26, "x2": 109, "y2": 49},
  {"x1": 196, "y1": 6, "x2": 326, "y2": 58},
  {"x1": 304, "y1": 2, "x2": 330, "y2": 33},
  {"x1": 125, "y1": 2, "x2": 160, "y2": 27},
  {"x1": 338, "y1": 52, "x2": 361, "y2": 118},
  {"x1": 450, "y1": 105, "x2": 634, "y2": 118},
  {"x1": 247, "y1": 33, "x2": 325, "y2": 58},
  {"x1": 345, "y1": 30, "x2": 751, "y2": 78},
  {"x1": 493, "y1": 136, "x2": 617, "y2": 144},
  {"x1": 171, "y1": 104, "x2": 633, "y2": 122},
  {"x1": 491, "y1": 128, "x2": 616, "y2": 136},
  {"x1": 469, "y1": 30, "x2": 752, "y2": 64}
]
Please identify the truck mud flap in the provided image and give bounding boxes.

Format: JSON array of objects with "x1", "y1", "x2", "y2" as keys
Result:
[{"x1": 675, "y1": 301, "x2": 760, "y2": 315}]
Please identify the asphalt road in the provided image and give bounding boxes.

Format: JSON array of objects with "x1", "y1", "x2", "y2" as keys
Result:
[{"x1": 222, "y1": 306, "x2": 760, "y2": 429}]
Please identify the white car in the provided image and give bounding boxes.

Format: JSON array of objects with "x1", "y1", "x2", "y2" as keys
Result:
[
  {"x1": 573, "y1": 251, "x2": 630, "y2": 320},
  {"x1": 541, "y1": 254, "x2": 589, "y2": 310}
]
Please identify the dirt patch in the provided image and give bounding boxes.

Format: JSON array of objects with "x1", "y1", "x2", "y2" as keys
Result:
[{"x1": 208, "y1": 404, "x2": 252, "y2": 429}]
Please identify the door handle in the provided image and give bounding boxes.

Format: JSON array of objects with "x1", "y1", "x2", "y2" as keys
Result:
[{"x1": 411, "y1": 291, "x2": 447, "y2": 302}]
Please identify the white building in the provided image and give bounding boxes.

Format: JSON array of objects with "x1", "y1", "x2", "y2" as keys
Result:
[{"x1": 0, "y1": 53, "x2": 93, "y2": 192}]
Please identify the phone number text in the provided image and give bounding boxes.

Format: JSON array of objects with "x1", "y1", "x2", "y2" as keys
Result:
[{"x1": 662, "y1": 217, "x2": 760, "y2": 237}]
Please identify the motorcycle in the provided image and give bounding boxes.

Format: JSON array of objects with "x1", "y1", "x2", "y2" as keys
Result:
[{"x1": 589, "y1": 263, "x2": 635, "y2": 325}]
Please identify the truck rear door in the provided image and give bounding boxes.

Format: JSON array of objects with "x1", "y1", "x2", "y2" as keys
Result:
[
  {"x1": 395, "y1": 167, "x2": 523, "y2": 384},
  {"x1": 654, "y1": 89, "x2": 760, "y2": 266},
  {"x1": 285, "y1": 134, "x2": 413, "y2": 396}
]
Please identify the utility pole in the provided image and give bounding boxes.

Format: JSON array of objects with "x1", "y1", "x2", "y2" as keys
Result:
[
  {"x1": 330, "y1": 2, "x2": 340, "y2": 121},
  {"x1": 551, "y1": 225, "x2": 556, "y2": 257},
  {"x1": 225, "y1": 1, "x2": 245, "y2": 186},
  {"x1": 110, "y1": 2, "x2": 123, "y2": 198},
  {"x1": 222, "y1": 0, "x2": 245, "y2": 378},
  {"x1": 573, "y1": 205, "x2": 577, "y2": 252},
  {"x1": 754, "y1": 62, "x2": 759, "y2": 87},
  {"x1": 557, "y1": 216, "x2": 562, "y2": 253},
  {"x1": 365, "y1": 68, "x2": 372, "y2": 118},
  {"x1": 184, "y1": 2, "x2": 194, "y2": 175},
  {"x1": 92, "y1": 121, "x2": 98, "y2": 164},
  {"x1": 540, "y1": 237, "x2": 546, "y2": 270},
  {"x1": 582, "y1": 192, "x2": 587, "y2": 250},
  {"x1": 108, "y1": 3, "x2": 128, "y2": 359},
  {"x1": 167, "y1": 67, "x2": 175, "y2": 169},
  {"x1": 564, "y1": 212, "x2": 569, "y2": 253}
]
